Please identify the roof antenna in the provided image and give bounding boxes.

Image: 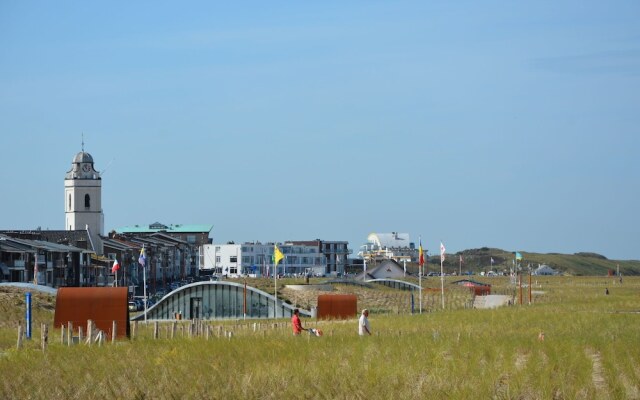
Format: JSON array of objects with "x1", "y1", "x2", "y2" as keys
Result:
[{"x1": 82, "y1": 132, "x2": 85, "y2": 152}]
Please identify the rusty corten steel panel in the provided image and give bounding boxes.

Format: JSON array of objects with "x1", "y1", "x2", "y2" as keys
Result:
[
  {"x1": 54, "y1": 287, "x2": 130, "y2": 339},
  {"x1": 316, "y1": 294, "x2": 357, "y2": 320}
]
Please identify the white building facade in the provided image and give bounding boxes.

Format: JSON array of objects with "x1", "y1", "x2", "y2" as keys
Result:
[
  {"x1": 201, "y1": 240, "x2": 349, "y2": 277},
  {"x1": 358, "y1": 232, "x2": 417, "y2": 264}
]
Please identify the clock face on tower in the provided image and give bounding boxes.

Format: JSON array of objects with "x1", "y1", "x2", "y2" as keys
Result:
[{"x1": 82, "y1": 164, "x2": 91, "y2": 172}]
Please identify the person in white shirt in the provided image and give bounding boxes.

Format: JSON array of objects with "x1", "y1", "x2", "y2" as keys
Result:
[{"x1": 359, "y1": 309, "x2": 371, "y2": 336}]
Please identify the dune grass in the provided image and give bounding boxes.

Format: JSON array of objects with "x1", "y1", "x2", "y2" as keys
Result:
[{"x1": 1, "y1": 277, "x2": 639, "y2": 399}]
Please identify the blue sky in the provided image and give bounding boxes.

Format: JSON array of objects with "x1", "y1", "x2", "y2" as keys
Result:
[{"x1": 1, "y1": 1, "x2": 639, "y2": 260}]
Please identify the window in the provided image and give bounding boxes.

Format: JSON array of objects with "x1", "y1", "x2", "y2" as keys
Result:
[
  {"x1": 186, "y1": 235, "x2": 196, "y2": 244},
  {"x1": 215, "y1": 256, "x2": 221, "y2": 263},
  {"x1": 68, "y1": 194, "x2": 71, "y2": 211},
  {"x1": 84, "y1": 194, "x2": 90, "y2": 208},
  {"x1": 230, "y1": 256, "x2": 237, "y2": 263}
]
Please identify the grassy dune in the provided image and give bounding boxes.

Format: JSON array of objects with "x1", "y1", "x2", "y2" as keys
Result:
[{"x1": 1, "y1": 277, "x2": 639, "y2": 399}]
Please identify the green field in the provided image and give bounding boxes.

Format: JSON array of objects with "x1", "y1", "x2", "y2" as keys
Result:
[{"x1": 1, "y1": 277, "x2": 639, "y2": 399}]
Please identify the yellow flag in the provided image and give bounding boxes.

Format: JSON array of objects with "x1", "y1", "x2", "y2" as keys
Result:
[{"x1": 273, "y1": 244, "x2": 284, "y2": 266}]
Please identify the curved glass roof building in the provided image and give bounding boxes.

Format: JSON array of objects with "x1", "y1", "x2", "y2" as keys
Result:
[{"x1": 133, "y1": 281, "x2": 311, "y2": 321}]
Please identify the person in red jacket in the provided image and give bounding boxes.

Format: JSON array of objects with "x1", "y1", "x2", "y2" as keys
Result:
[{"x1": 291, "y1": 308, "x2": 304, "y2": 335}]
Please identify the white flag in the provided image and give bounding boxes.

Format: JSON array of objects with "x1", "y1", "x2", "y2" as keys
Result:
[{"x1": 440, "y1": 242, "x2": 446, "y2": 261}]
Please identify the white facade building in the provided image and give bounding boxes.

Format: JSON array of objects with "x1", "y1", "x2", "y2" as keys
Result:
[
  {"x1": 533, "y1": 264, "x2": 558, "y2": 276},
  {"x1": 358, "y1": 232, "x2": 417, "y2": 263},
  {"x1": 201, "y1": 243, "x2": 242, "y2": 277},
  {"x1": 64, "y1": 149, "x2": 104, "y2": 253},
  {"x1": 201, "y1": 240, "x2": 349, "y2": 277}
]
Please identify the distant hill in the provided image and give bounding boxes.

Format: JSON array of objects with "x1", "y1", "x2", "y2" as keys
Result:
[{"x1": 424, "y1": 247, "x2": 640, "y2": 276}]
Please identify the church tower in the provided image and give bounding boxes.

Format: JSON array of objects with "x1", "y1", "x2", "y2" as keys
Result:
[{"x1": 64, "y1": 146, "x2": 104, "y2": 252}]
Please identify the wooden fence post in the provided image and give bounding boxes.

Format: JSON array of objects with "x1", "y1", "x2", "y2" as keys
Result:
[
  {"x1": 41, "y1": 324, "x2": 48, "y2": 352},
  {"x1": 17, "y1": 324, "x2": 23, "y2": 350},
  {"x1": 61, "y1": 325, "x2": 66, "y2": 345},
  {"x1": 112, "y1": 321, "x2": 117, "y2": 344},
  {"x1": 67, "y1": 322, "x2": 73, "y2": 346},
  {"x1": 87, "y1": 320, "x2": 93, "y2": 346},
  {"x1": 153, "y1": 322, "x2": 159, "y2": 339}
]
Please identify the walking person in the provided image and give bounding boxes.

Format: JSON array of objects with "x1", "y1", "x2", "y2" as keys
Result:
[
  {"x1": 291, "y1": 308, "x2": 304, "y2": 336},
  {"x1": 359, "y1": 309, "x2": 371, "y2": 336}
]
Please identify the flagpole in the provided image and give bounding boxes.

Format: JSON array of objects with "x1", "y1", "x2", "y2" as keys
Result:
[
  {"x1": 440, "y1": 257, "x2": 444, "y2": 309},
  {"x1": 419, "y1": 262, "x2": 422, "y2": 314},
  {"x1": 363, "y1": 258, "x2": 367, "y2": 281},
  {"x1": 418, "y1": 236, "x2": 424, "y2": 314},
  {"x1": 143, "y1": 262, "x2": 147, "y2": 323},
  {"x1": 33, "y1": 252, "x2": 38, "y2": 285},
  {"x1": 440, "y1": 256, "x2": 444, "y2": 309},
  {"x1": 440, "y1": 242, "x2": 445, "y2": 310},
  {"x1": 273, "y1": 244, "x2": 281, "y2": 319},
  {"x1": 142, "y1": 248, "x2": 148, "y2": 324}
]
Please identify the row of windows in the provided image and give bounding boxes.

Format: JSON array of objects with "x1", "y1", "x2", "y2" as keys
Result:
[
  {"x1": 217, "y1": 255, "x2": 326, "y2": 265},
  {"x1": 217, "y1": 246, "x2": 345, "y2": 255},
  {"x1": 324, "y1": 244, "x2": 348, "y2": 251},
  {"x1": 240, "y1": 246, "x2": 319, "y2": 254}
]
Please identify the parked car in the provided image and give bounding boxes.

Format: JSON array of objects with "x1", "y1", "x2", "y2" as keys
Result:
[{"x1": 128, "y1": 301, "x2": 137, "y2": 311}]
